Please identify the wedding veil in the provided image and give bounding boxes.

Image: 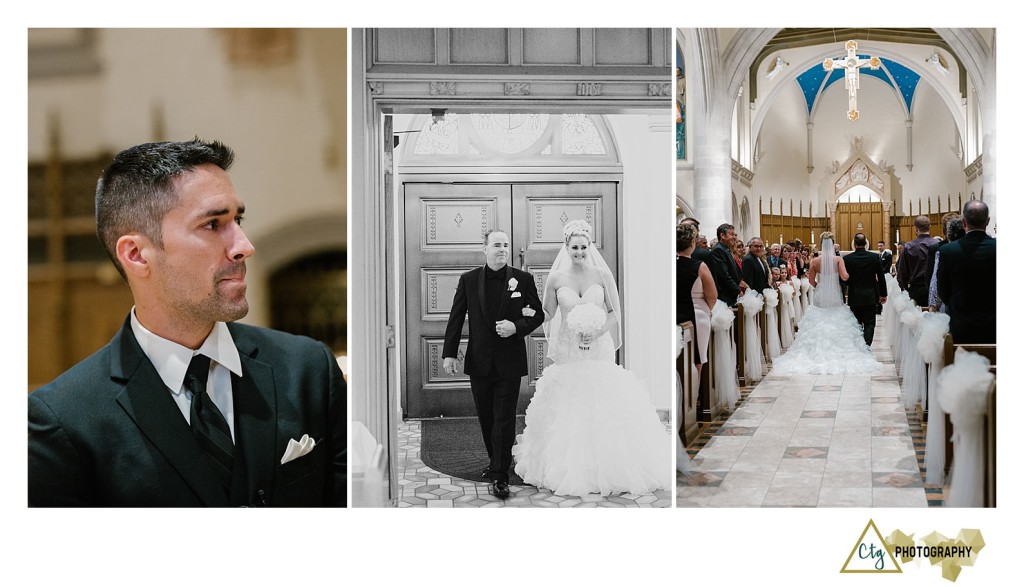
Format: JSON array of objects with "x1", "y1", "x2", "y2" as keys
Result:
[
  {"x1": 814, "y1": 236, "x2": 844, "y2": 308},
  {"x1": 543, "y1": 220, "x2": 622, "y2": 361}
]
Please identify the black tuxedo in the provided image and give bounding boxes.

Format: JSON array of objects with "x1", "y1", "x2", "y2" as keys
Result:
[
  {"x1": 28, "y1": 318, "x2": 347, "y2": 507},
  {"x1": 442, "y1": 264, "x2": 543, "y2": 482},
  {"x1": 742, "y1": 253, "x2": 769, "y2": 294},
  {"x1": 710, "y1": 242, "x2": 743, "y2": 306},
  {"x1": 878, "y1": 249, "x2": 893, "y2": 274},
  {"x1": 937, "y1": 231, "x2": 996, "y2": 344},
  {"x1": 843, "y1": 248, "x2": 887, "y2": 345}
]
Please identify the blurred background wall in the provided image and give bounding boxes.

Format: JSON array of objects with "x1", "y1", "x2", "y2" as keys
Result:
[{"x1": 27, "y1": 28, "x2": 347, "y2": 388}]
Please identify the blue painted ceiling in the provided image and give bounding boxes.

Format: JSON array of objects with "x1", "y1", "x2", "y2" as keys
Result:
[{"x1": 796, "y1": 55, "x2": 920, "y2": 115}]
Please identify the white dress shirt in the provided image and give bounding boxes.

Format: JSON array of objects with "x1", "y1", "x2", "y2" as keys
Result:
[{"x1": 130, "y1": 309, "x2": 243, "y2": 441}]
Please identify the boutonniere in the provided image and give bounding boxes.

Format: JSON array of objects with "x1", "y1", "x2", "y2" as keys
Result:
[{"x1": 507, "y1": 277, "x2": 518, "y2": 291}]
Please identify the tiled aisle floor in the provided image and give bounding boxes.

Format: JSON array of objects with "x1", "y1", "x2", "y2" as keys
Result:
[
  {"x1": 678, "y1": 313, "x2": 931, "y2": 507},
  {"x1": 397, "y1": 420, "x2": 672, "y2": 508}
]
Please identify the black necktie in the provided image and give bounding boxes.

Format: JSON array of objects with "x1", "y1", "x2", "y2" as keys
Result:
[{"x1": 185, "y1": 354, "x2": 234, "y2": 492}]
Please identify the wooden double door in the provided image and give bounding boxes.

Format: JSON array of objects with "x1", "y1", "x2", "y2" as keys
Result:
[{"x1": 403, "y1": 180, "x2": 619, "y2": 418}]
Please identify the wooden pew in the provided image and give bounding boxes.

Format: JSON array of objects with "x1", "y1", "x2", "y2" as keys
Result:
[
  {"x1": 677, "y1": 321, "x2": 700, "y2": 446},
  {"x1": 699, "y1": 320, "x2": 724, "y2": 423},
  {"x1": 941, "y1": 335, "x2": 996, "y2": 506}
]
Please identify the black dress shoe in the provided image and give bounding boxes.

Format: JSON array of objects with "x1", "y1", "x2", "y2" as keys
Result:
[{"x1": 490, "y1": 480, "x2": 510, "y2": 499}]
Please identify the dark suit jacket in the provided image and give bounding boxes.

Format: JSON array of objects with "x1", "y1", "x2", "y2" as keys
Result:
[
  {"x1": 843, "y1": 249, "x2": 887, "y2": 308},
  {"x1": 937, "y1": 231, "x2": 996, "y2": 344},
  {"x1": 742, "y1": 253, "x2": 769, "y2": 293},
  {"x1": 710, "y1": 242, "x2": 743, "y2": 306},
  {"x1": 879, "y1": 249, "x2": 893, "y2": 274},
  {"x1": 28, "y1": 319, "x2": 347, "y2": 507},
  {"x1": 442, "y1": 265, "x2": 544, "y2": 378}
]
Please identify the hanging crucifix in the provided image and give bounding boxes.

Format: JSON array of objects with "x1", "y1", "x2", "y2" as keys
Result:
[{"x1": 823, "y1": 40, "x2": 881, "y2": 122}]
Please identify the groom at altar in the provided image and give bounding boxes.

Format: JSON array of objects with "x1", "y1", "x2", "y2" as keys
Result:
[
  {"x1": 442, "y1": 229, "x2": 544, "y2": 499},
  {"x1": 843, "y1": 233, "x2": 887, "y2": 345}
]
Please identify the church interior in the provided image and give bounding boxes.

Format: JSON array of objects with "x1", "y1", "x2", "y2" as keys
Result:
[
  {"x1": 27, "y1": 29, "x2": 348, "y2": 389},
  {"x1": 676, "y1": 28, "x2": 997, "y2": 507}
]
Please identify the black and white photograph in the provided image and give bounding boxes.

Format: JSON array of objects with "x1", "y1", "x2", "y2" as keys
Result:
[
  {"x1": 349, "y1": 28, "x2": 676, "y2": 507},
  {"x1": 676, "y1": 28, "x2": 997, "y2": 509}
]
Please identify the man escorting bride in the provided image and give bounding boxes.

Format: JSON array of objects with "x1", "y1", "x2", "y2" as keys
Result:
[
  {"x1": 771, "y1": 231, "x2": 884, "y2": 374},
  {"x1": 512, "y1": 220, "x2": 670, "y2": 496}
]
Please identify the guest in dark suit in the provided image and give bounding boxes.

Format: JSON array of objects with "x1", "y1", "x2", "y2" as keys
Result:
[
  {"x1": 29, "y1": 139, "x2": 347, "y2": 507},
  {"x1": 897, "y1": 216, "x2": 939, "y2": 306},
  {"x1": 937, "y1": 200, "x2": 996, "y2": 344},
  {"x1": 767, "y1": 243, "x2": 787, "y2": 274},
  {"x1": 742, "y1": 237, "x2": 770, "y2": 293},
  {"x1": 877, "y1": 241, "x2": 893, "y2": 274},
  {"x1": 710, "y1": 223, "x2": 747, "y2": 306},
  {"x1": 843, "y1": 233, "x2": 888, "y2": 345},
  {"x1": 442, "y1": 229, "x2": 544, "y2": 498}
]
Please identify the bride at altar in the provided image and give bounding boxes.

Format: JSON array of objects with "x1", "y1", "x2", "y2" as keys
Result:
[
  {"x1": 512, "y1": 220, "x2": 670, "y2": 496},
  {"x1": 771, "y1": 232, "x2": 882, "y2": 375}
]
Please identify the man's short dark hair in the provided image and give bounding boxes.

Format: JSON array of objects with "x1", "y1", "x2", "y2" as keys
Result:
[
  {"x1": 913, "y1": 215, "x2": 931, "y2": 232},
  {"x1": 853, "y1": 233, "x2": 868, "y2": 248},
  {"x1": 962, "y1": 199, "x2": 990, "y2": 230},
  {"x1": 482, "y1": 229, "x2": 508, "y2": 246},
  {"x1": 716, "y1": 223, "x2": 734, "y2": 239},
  {"x1": 96, "y1": 138, "x2": 235, "y2": 281},
  {"x1": 680, "y1": 217, "x2": 700, "y2": 230}
]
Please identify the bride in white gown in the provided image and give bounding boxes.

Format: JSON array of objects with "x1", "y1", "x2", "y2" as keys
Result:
[
  {"x1": 771, "y1": 232, "x2": 882, "y2": 374},
  {"x1": 512, "y1": 220, "x2": 670, "y2": 496}
]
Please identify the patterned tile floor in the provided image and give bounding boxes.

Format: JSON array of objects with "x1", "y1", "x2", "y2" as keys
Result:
[
  {"x1": 678, "y1": 313, "x2": 945, "y2": 507},
  {"x1": 397, "y1": 419, "x2": 672, "y2": 508}
]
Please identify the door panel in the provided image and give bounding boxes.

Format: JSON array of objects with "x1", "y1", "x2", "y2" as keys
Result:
[{"x1": 403, "y1": 181, "x2": 618, "y2": 418}]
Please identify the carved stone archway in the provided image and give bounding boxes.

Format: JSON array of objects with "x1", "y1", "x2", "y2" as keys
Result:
[{"x1": 823, "y1": 143, "x2": 894, "y2": 247}]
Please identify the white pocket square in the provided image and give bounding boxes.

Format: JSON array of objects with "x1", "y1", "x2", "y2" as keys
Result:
[
  {"x1": 281, "y1": 434, "x2": 316, "y2": 464},
  {"x1": 511, "y1": 292, "x2": 522, "y2": 298}
]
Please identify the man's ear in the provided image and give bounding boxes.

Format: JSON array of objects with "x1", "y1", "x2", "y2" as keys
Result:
[{"x1": 116, "y1": 233, "x2": 154, "y2": 278}]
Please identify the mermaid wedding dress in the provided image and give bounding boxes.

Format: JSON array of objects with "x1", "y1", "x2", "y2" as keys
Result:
[
  {"x1": 512, "y1": 284, "x2": 670, "y2": 496},
  {"x1": 770, "y1": 238, "x2": 882, "y2": 375}
]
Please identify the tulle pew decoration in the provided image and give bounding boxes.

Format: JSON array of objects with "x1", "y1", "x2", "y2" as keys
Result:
[
  {"x1": 710, "y1": 300, "x2": 740, "y2": 411},
  {"x1": 799, "y1": 277, "x2": 811, "y2": 316},
  {"x1": 881, "y1": 275, "x2": 898, "y2": 347},
  {"x1": 676, "y1": 325, "x2": 694, "y2": 473},
  {"x1": 899, "y1": 303, "x2": 926, "y2": 411},
  {"x1": 790, "y1": 276, "x2": 804, "y2": 325},
  {"x1": 917, "y1": 311, "x2": 951, "y2": 485},
  {"x1": 889, "y1": 289, "x2": 909, "y2": 366},
  {"x1": 738, "y1": 289, "x2": 765, "y2": 383},
  {"x1": 777, "y1": 282, "x2": 795, "y2": 349},
  {"x1": 939, "y1": 350, "x2": 995, "y2": 507},
  {"x1": 761, "y1": 288, "x2": 782, "y2": 360}
]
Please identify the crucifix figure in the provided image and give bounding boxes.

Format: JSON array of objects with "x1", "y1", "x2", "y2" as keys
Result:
[{"x1": 823, "y1": 40, "x2": 881, "y2": 122}]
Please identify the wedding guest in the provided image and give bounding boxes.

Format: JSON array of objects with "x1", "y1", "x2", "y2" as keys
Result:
[
  {"x1": 677, "y1": 224, "x2": 716, "y2": 376},
  {"x1": 928, "y1": 215, "x2": 965, "y2": 313},
  {"x1": 924, "y1": 211, "x2": 959, "y2": 296},
  {"x1": 770, "y1": 267, "x2": 783, "y2": 289},
  {"x1": 897, "y1": 216, "x2": 939, "y2": 306},
  {"x1": 937, "y1": 200, "x2": 995, "y2": 344},
  {"x1": 877, "y1": 241, "x2": 893, "y2": 274},
  {"x1": 732, "y1": 241, "x2": 745, "y2": 274},
  {"x1": 742, "y1": 237, "x2": 770, "y2": 293},
  {"x1": 697, "y1": 234, "x2": 709, "y2": 250},
  {"x1": 710, "y1": 223, "x2": 746, "y2": 306},
  {"x1": 767, "y1": 243, "x2": 787, "y2": 273},
  {"x1": 893, "y1": 241, "x2": 905, "y2": 276}
]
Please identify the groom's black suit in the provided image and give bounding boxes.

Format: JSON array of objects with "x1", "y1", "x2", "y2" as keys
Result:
[
  {"x1": 443, "y1": 264, "x2": 543, "y2": 483},
  {"x1": 842, "y1": 248, "x2": 887, "y2": 345}
]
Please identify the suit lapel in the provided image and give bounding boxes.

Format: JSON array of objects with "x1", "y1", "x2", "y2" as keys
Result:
[
  {"x1": 229, "y1": 329, "x2": 278, "y2": 506},
  {"x1": 112, "y1": 322, "x2": 229, "y2": 507}
]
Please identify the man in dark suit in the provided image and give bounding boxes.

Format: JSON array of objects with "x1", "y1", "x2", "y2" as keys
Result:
[
  {"x1": 442, "y1": 229, "x2": 544, "y2": 499},
  {"x1": 742, "y1": 237, "x2": 770, "y2": 293},
  {"x1": 937, "y1": 200, "x2": 996, "y2": 344},
  {"x1": 709, "y1": 223, "x2": 747, "y2": 306},
  {"x1": 877, "y1": 241, "x2": 893, "y2": 274},
  {"x1": 766, "y1": 243, "x2": 787, "y2": 274},
  {"x1": 843, "y1": 233, "x2": 888, "y2": 345},
  {"x1": 897, "y1": 216, "x2": 939, "y2": 306},
  {"x1": 28, "y1": 139, "x2": 346, "y2": 507}
]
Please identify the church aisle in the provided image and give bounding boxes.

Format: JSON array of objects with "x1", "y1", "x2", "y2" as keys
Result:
[
  {"x1": 396, "y1": 420, "x2": 672, "y2": 508},
  {"x1": 678, "y1": 314, "x2": 929, "y2": 507}
]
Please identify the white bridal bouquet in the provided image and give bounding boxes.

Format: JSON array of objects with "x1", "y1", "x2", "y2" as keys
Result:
[{"x1": 566, "y1": 303, "x2": 606, "y2": 350}]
